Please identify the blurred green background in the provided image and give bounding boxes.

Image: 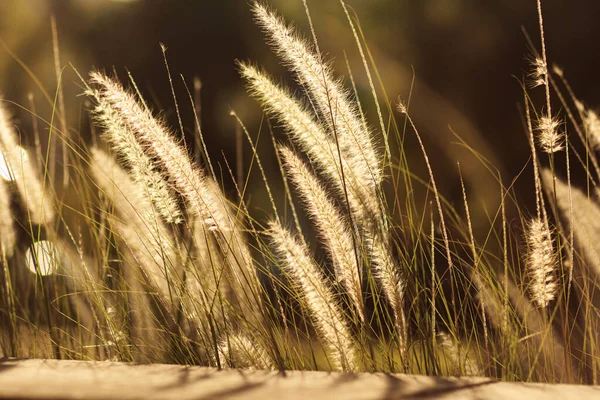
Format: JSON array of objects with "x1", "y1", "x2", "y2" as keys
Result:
[{"x1": 1, "y1": 0, "x2": 600, "y2": 220}]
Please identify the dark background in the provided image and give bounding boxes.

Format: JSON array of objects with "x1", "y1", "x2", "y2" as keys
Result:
[{"x1": 1, "y1": 0, "x2": 599, "y2": 223}]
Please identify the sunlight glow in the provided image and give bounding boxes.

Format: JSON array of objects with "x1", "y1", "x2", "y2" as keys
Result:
[
  {"x1": 0, "y1": 146, "x2": 29, "y2": 181},
  {"x1": 25, "y1": 241, "x2": 60, "y2": 276}
]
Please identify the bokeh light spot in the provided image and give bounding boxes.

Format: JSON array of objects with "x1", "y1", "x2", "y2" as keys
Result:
[{"x1": 25, "y1": 240, "x2": 60, "y2": 276}]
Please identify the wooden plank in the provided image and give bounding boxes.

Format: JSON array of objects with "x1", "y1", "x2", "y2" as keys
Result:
[{"x1": 0, "y1": 358, "x2": 599, "y2": 399}]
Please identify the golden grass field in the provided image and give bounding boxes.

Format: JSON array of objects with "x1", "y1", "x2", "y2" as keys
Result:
[{"x1": 1, "y1": 0, "x2": 600, "y2": 386}]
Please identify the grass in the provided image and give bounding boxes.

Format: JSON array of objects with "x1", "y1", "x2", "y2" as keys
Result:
[{"x1": 0, "y1": 0, "x2": 598, "y2": 384}]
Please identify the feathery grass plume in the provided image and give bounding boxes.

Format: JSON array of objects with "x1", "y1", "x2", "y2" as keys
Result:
[
  {"x1": 541, "y1": 169, "x2": 600, "y2": 279},
  {"x1": 367, "y1": 234, "x2": 407, "y2": 352},
  {"x1": 242, "y1": 57, "x2": 406, "y2": 352},
  {"x1": 471, "y1": 272, "x2": 513, "y2": 336},
  {"x1": 200, "y1": 178, "x2": 264, "y2": 323},
  {"x1": 551, "y1": 64, "x2": 564, "y2": 78},
  {"x1": 88, "y1": 72, "x2": 262, "y2": 325},
  {"x1": 89, "y1": 148, "x2": 180, "y2": 305},
  {"x1": 525, "y1": 217, "x2": 559, "y2": 308},
  {"x1": 123, "y1": 271, "x2": 168, "y2": 363},
  {"x1": 239, "y1": 63, "x2": 378, "y2": 221},
  {"x1": 280, "y1": 146, "x2": 363, "y2": 322},
  {"x1": 88, "y1": 72, "x2": 219, "y2": 224},
  {"x1": 438, "y1": 333, "x2": 482, "y2": 377},
  {"x1": 185, "y1": 216, "x2": 231, "y2": 334},
  {"x1": 86, "y1": 80, "x2": 182, "y2": 224},
  {"x1": 268, "y1": 221, "x2": 357, "y2": 371},
  {"x1": 217, "y1": 332, "x2": 274, "y2": 370},
  {"x1": 580, "y1": 107, "x2": 600, "y2": 150},
  {"x1": 502, "y1": 269, "x2": 570, "y2": 382},
  {"x1": 479, "y1": 276, "x2": 563, "y2": 382},
  {"x1": 530, "y1": 57, "x2": 548, "y2": 88},
  {"x1": 536, "y1": 116, "x2": 564, "y2": 153},
  {"x1": 0, "y1": 100, "x2": 54, "y2": 225},
  {"x1": 546, "y1": 170, "x2": 600, "y2": 384},
  {"x1": 244, "y1": 64, "x2": 406, "y2": 353},
  {"x1": 252, "y1": 2, "x2": 381, "y2": 192},
  {"x1": 0, "y1": 178, "x2": 15, "y2": 257},
  {"x1": 58, "y1": 234, "x2": 132, "y2": 362}
]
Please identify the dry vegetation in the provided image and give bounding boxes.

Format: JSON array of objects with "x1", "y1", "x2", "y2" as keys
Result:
[{"x1": 1, "y1": 0, "x2": 600, "y2": 385}]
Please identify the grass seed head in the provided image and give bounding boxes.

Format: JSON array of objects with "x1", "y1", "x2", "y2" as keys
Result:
[
  {"x1": 536, "y1": 115, "x2": 564, "y2": 153},
  {"x1": 526, "y1": 217, "x2": 559, "y2": 308}
]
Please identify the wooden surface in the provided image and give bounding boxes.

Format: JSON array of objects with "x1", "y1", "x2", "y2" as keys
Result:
[{"x1": 1, "y1": 358, "x2": 599, "y2": 399}]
